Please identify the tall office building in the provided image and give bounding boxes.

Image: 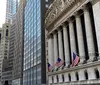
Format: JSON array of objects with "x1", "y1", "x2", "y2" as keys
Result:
[
  {"x1": 2, "y1": 17, "x2": 16, "y2": 85},
  {"x1": 1, "y1": 0, "x2": 20, "y2": 85},
  {"x1": 0, "y1": 23, "x2": 10, "y2": 84},
  {"x1": 12, "y1": 0, "x2": 26, "y2": 85},
  {"x1": 23, "y1": 0, "x2": 47, "y2": 85},
  {"x1": 6, "y1": 0, "x2": 19, "y2": 24}
]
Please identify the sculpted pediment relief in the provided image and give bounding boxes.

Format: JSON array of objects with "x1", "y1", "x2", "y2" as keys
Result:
[{"x1": 45, "y1": 0, "x2": 76, "y2": 28}]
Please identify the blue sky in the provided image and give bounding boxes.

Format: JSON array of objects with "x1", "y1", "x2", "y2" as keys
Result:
[{"x1": 0, "y1": 0, "x2": 6, "y2": 27}]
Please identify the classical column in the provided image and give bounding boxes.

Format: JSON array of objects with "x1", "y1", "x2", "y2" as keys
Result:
[
  {"x1": 48, "y1": 35, "x2": 54, "y2": 66},
  {"x1": 58, "y1": 28, "x2": 64, "y2": 60},
  {"x1": 92, "y1": 1, "x2": 100, "y2": 59},
  {"x1": 83, "y1": 6, "x2": 95, "y2": 61},
  {"x1": 79, "y1": 70, "x2": 85, "y2": 81},
  {"x1": 54, "y1": 75, "x2": 57, "y2": 83},
  {"x1": 69, "y1": 19, "x2": 77, "y2": 63},
  {"x1": 70, "y1": 72, "x2": 76, "y2": 81},
  {"x1": 58, "y1": 74, "x2": 63, "y2": 83},
  {"x1": 87, "y1": 68, "x2": 96, "y2": 80},
  {"x1": 53, "y1": 32, "x2": 58, "y2": 63},
  {"x1": 48, "y1": 76, "x2": 52, "y2": 84},
  {"x1": 75, "y1": 13, "x2": 85, "y2": 63},
  {"x1": 62, "y1": 23, "x2": 70, "y2": 67},
  {"x1": 64, "y1": 73, "x2": 69, "y2": 82}
]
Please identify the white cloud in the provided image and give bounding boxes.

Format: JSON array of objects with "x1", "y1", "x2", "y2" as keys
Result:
[{"x1": 0, "y1": 0, "x2": 6, "y2": 27}]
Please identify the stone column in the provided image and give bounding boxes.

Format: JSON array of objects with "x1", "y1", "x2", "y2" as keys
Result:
[
  {"x1": 58, "y1": 28, "x2": 64, "y2": 60},
  {"x1": 83, "y1": 6, "x2": 95, "y2": 61},
  {"x1": 70, "y1": 72, "x2": 76, "y2": 81},
  {"x1": 64, "y1": 73, "x2": 69, "y2": 82},
  {"x1": 54, "y1": 75, "x2": 57, "y2": 83},
  {"x1": 62, "y1": 23, "x2": 70, "y2": 67},
  {"x1": 92, "y1": 1, "x2": 100, "y2": 58},
  {"x1": 69, "y1": 19, "x2": 77, "y2": 63},
  {"x1": 48, "y1": 35, "x2": 54, "y2": 66},
  {"x1": 87, "y1": 68, "x2": 96, "y2": 80},
  {"x1": 75, "y1": 13, "x2": 85, "y2": 63},
  {"x1": 58, "y1": 74, "x2": 63, "y2": 83},
  {"x1": 79, "y1": 70, "x2": 85, "y2": 81},
  {"x1": 53, "y1": 32, "x2": 58, "y2": 63},
  {"x1": 48, "y1": 76, "x2": 52, "y2": 84}
]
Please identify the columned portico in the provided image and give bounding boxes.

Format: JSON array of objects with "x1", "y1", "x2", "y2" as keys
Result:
[
  {"x1": 46, "y1": 0, "x2": 100, "y2": 85},
  {"x1": 62, "y1": 23, "x2": 70, "y2": 67},
  {"x1": 75, "y1": 12, "x2": 86, "y2": 63},
  {"x1": 83, "y1": 6, "x2": 95, "y2": 61}
]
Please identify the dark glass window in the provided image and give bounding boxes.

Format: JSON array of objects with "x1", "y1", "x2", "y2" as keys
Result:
[
  {"x1": 6, "y1": 29, "x2": 8, "y2": 36},
  {"x1": 95, "y1": 69, "x2": 99, "y2": 79}
]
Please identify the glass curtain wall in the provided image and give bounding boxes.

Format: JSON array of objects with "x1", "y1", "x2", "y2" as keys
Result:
[{"x1": 23, "y1": 0, "x2": 41, "y2": 85}]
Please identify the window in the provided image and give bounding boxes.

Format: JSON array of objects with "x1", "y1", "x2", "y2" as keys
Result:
[
  {"x1": 76, "y1": 72, "x2": 79, "y2": 81},
  {"x1": 6, "y1": 29, "x2": 8, "y2": 36},
  {"x1": 95, "y1": 69, "x2": 99, "y2": 79},
  {"x1": 62, "y1": 74, "x2": 64, "y2": 82},
  {"x1": 68, "y1": 73, "x2": 71, "y2": 81},
  {"x1": 57, "y1": 75, "x2": 59, "y2": 82},
  {"x1": 84, "y1": 70, "x2": 88, "y2": 80}
]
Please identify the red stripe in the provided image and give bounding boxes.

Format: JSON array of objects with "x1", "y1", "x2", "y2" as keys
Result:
[{"x1": 74, "y1": 56, "x2": 80, "y2": 66}]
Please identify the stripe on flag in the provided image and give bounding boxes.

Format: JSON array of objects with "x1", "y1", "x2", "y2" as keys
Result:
[
  {"x1": 48, "y1": 63, "x2": 53, "y2": 72},
  {"x1": 72, "y1": 52, "x2": 80, "y2": 66}
]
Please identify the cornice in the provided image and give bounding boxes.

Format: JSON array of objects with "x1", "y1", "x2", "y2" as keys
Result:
[{"x1": 48, "y1": 60, "x2": 100, "y2": 76}]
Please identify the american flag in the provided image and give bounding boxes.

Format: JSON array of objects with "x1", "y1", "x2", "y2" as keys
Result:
[
  {"x1": 56, "y1": 57, "x2": 64, "y2": 67},
  {"x1": 72, "y1": 52, "x2": 80, "y2": 66},
  {"x1": 54, "y1": 61, "x2": 59, "y2": 71},
  {"x1": 48, "y1": 63, "x2": 53, "y2": 72}
]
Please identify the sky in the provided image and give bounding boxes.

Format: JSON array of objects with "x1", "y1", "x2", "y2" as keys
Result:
[{"x1": 0, "y1": 0, "x2": 6, "y2": 27}]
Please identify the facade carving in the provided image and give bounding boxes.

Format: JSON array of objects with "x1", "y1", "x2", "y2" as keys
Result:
[{"x1": 45, "y1": 0, "x2": 77, "y2": 28}]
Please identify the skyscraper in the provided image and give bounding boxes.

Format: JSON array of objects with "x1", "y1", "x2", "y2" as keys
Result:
[
  {"x1": 12, "y1": 0, "x2": 26, "y2": 85},
  {"x1": 6, "y1": 0, "x2": 19, "y2": 24},
  {"x1": 0, "y1": 23, "x2": 11, "y2": 84},
  {"x1": 23, "y1": 0, "x2": 47, "y2": 85}
]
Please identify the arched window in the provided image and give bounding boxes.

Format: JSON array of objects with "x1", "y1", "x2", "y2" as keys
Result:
[
  {"x1": 68, "y1": 73, "x2": 71, "y2": 81},
  {"x1": 84, "y1": 70, "x2": 88, "y2": 80},
  {"x1": 95, "y1": 69, "x2": 99, "y2": 79},
  {"x1": 6, "y1": 29, "x2": 8, "y2": 36}
]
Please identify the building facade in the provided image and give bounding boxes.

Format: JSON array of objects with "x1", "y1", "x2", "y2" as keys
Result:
[
  {"x1": 2, "y1": 17, "x2": 17, "y2": 85},
  {"x1": 23, "y1": 0, "x2": 46, "y2": 85},
  {"x1": 12, "y1": 0, "x2": 25, "y2": 85},
  {"x1": 0, "y1": 23, "x2": 10, "y2": 84},
  {"x1": 45, "y1": 0, "x2": 100, "y2": 85}
]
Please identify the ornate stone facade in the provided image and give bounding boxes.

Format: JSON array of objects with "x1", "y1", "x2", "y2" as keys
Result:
[{"x1": 45, "y1": 0, "x2": 100, "y2": 85}]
